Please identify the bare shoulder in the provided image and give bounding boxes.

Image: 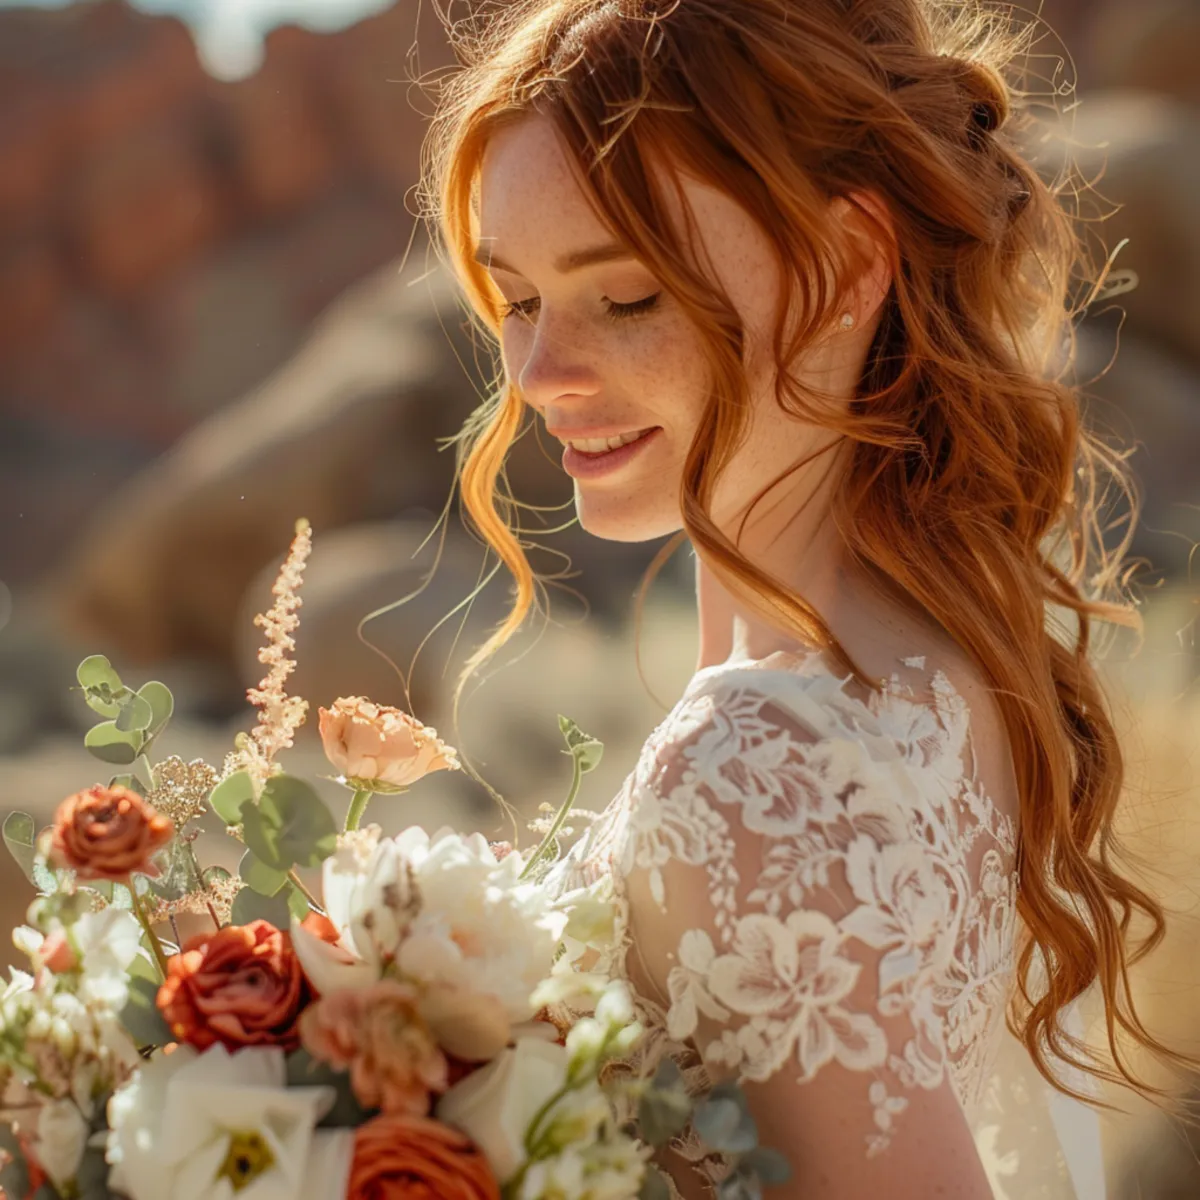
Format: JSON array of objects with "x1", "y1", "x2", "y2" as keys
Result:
[{"x1": 847, "y1": 614, "x2": 1022, "y2": 830}]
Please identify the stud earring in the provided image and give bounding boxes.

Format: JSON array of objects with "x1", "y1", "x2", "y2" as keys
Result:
[{"x1": 841, "y1": 312, "x2": 856, "y2": 330}]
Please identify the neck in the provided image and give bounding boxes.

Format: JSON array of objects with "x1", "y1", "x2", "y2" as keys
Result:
[{"x1": 693, "y1": 516, "x2": 855, "y2": 673}]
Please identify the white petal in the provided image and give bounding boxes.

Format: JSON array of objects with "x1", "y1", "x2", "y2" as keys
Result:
[
  {"x1": 289, "y1": 918, "x2": 376, "y2": 995},
  {"x1": 301, "y1": 1130, "x2": 355, "y2": 1200}
]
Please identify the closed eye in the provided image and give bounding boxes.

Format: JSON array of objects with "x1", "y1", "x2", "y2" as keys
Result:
[{"x1": 500, "y1": 294, "x2": 661, "y2": 324}]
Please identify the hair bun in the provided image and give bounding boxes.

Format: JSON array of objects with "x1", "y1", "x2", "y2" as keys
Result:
[{"x1": 958, "y1": 59, "x2": 1009, "y2": 139}]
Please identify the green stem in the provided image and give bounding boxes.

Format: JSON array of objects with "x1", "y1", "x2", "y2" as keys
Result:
[
  {"x1": 288, "y1": 869, "x2": 323, "y2": 914},
  {"x1": 129, "y1": 882, "x2": 170, "y2": 980},
  {"x1": 519, "y1": 755, "x2": 583, "y2": 882},
  {"x1": 344, "y1": 788, "x2": 374, "y2": 833}
]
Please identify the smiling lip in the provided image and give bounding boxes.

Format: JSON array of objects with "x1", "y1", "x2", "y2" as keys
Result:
[{"x1": 562, "y1": 427, "x2": 662, "y2": 479}]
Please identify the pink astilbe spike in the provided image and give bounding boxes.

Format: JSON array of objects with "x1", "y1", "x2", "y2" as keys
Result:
[{"x1": 225, "y1": 518, "x2": 313, "y2": 797}]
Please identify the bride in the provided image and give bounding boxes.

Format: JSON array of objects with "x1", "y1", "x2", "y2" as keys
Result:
[{"x1": 408, "y1": 0, "x2": 1197, "y2": 1195}]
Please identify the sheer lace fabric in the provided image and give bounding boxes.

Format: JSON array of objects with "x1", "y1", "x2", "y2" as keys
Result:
[{"x1": 546, "y1": 648, "x2": 1106, "y2": 1199}]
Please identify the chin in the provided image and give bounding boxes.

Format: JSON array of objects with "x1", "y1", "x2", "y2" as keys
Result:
[{"x1": 575, "y1": 499, "x2": 683, "y2": 543}]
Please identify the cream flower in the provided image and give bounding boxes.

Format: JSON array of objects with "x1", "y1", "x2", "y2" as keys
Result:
[
  {"x1": 435, "y1": 1037, "x2": 569, "y2": 1183},
  {"x1": 318, "y1": 697, "x2": 460, "y2": 791},
  {"x1": 289, "y1": 825, "x2": 419, "y2": 996},
  {"x1": 394, "y1": 828, "x2": 568, "y2": 1039},
  {"x1": 106, "y1": 1044, "x2": 353, "y2": 1200}
]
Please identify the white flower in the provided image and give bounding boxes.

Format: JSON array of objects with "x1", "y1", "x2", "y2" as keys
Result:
[
  {"x1": 435, "y1": 1037, "x2": 569, "y2": 1184},
  {"x1": 395, "y1": 827, "x2": 567, "y2": 1031},
  {"x1": 106, "y1": 1044, "x2": 352, "y2": 1200},
  {"x1": 31, "y1": 1097, "x2": 88, "y2": 1191},
  {"x1": 290, "y1": 825, "x2": 418, "y2": 996},
  {"x1": 516, "y1": 1133, "x2": 650, "y2": 1200}
]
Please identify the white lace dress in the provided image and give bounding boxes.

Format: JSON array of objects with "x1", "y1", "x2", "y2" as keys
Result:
[{"x1": 546, "y1": 647, "x2": 1107, "y2": 1199}]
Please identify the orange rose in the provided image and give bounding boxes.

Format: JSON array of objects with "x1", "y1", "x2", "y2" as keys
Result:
[
  {"x1": 157, "y1": 920, "x2": 307, "y2": 1052},
  {"x1": 49, "y1": 784, "x2": 173, "y2": 882},
  {"x1": 318, "y1": 697, "x2": 461, "y2": 790},
  {"x1": 347, "y1": 1114, "x2": 500, "y2": 1200},
  {"x1": 299, "y1": 980, "x2": 449, "y2": 1116}
]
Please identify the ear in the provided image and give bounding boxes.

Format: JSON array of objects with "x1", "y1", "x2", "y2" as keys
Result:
[{"x1": 829, "y1": 189, "x2": 896, "y2": 323}]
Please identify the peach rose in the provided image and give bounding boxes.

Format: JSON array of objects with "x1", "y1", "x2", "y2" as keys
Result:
[
  {"x1": 318, "y1": 697, "x2": 461, "y2": 791},
  {"x1": 157, "y1": 920, "x2": 307, "y2": 1052},
  {"x1": 348, "y1": 1114, "x2": 499, "y2": 1200},
  {"x1": 49, "y1": 784, "x2": 173, "y2": 882},
  {"x1": 299, "y1": 980, "x2": 449, "y2": 1116}
]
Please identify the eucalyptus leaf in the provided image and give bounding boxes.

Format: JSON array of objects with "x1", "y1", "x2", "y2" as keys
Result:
[
  {"x1": 83, "y1": 721, "x2": 141, "y2": 766},
  {"x1": 2, "y1": 811, "x2": 36, "y2": 886},
  {"x1": 240, "y1": 776, "x2": 337, "y2": 871},
  {"x1": 0, "y1": 1156, "x2": 30, "y2": 1200},
  {"x1": 638, "y1": 1081, "x2": 694, "y2": 1147},
  {"x1": 742, "y1": 1147, "x2": 792, "y2": 1185},
  {"x1": 230, "y1": 886, "x2": 291, "y2": 928},
  {"x1": 716, "y1": 1167, "x2": 762, "y2": 1200},
  {"x1": 239, "y1": 850, "x2": 288, "y2": 897},
  {"x1": 693, "y1": 1088, "x2": 758, "y2": 1155},
  {"x1": 114, "y1": 692, "x2": 154, "y2": 733},
  {"x1": 77, "y1": 655, "x2": 123, "y2": 692},
  {"x1": 286, "y1": 884, "x2": 311, "y2": 922},
  {"x1": 285, "y1": 1048, "x2": 376, "y2": 1128},
  {"x1": 130, "y1": 754, "x2": 156, "y2": 795},
  {"x1": 209, "y1": 771, "x2": 256, "y2": 826},
  {"x1": 137, "y1": 680, "x2": 175, "y2": 736},
  {"x1": 120, "y1": 975, "x2": 172, "y2": 1048},
  {"x1": 84, "y1": 694, "x2": 121, "y2": 720},
  {"x1": 638, "y1": 1167, "x2": 672, "y2": 1200},
  {"x1": 0, "y1": 1122, "x2": 20, "y2": 1156}
]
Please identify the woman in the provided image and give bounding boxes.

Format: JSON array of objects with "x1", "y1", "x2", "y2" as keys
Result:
[{"x1": 412, "y1": 0, "x2": 1197, "y2": 1195}]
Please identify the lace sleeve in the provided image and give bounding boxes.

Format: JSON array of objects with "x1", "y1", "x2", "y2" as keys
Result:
[{"x1": 617, "y1": 666, "x2": 1008, "y2": 1197}]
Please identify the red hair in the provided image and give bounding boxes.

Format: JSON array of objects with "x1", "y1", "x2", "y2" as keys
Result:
[{"x1": 406, "y1": 0, "x2": 1200, "y2": 1116}]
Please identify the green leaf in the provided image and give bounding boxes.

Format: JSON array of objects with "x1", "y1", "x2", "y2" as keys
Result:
[
  {"x1": 209, "y1": 771, "x2": 256, "y2": 825},
  {"x1": 120, "y1": 975, "x2": 172, "y2": 1048},
  {"x1": 638, "y1": 1059, "x2": 694, "y2": 1147},
  {"x1": 230, "y1": 886, "x2": 291, "y2": 928},
  {"x1": 638, "y1": 1168, "x2": 672, "y2": 1200},
  {"x1": 85, "y1": 694, "x2": 122, "y2": 720},
  {"x1": 0, "y1": 1155, "x2": 30, "y2": 1200},
  {"x1": 240, "y1": 776, "x2": 337, "y2": 872},
  {"x1": 2, "y1": 812, "x2": 36, "y2": 886},
  {"x1": 84, "y1": 721, "x2": 142, "y2": 766},
  {"x1": 137, "y1": 680, "x2": 175, "y2": 736},
  {"x1": 558, "y1": 714, "x2": 604, "y2": 773},
  {"x1": 77, "y1": 655, "x2": 123, "y2": 692},
  {"x1": 115, "y1": 692, "x2": 154, "y2": 733},
  {"x1": 286, "y1": 883, "x2": 311, "y2": 922},
  {"x1": 285, "y1": 1048, "x2": 376, "y2": 1127},
  {"x1": 742, "y1": 1147, "x2": 792, "y2": 1186},
  {"x1": 130, "y1": 754, "x2": 156, "y2": 795},
  {"x1": 148, "y1": 839, "x2": 197, "y2": 902},
  {"x1": 693, "y1": 1084, "x2": 758, "y2": 1155},
  {"x1": 239, "y1": 850, "x2": 288, "y2": 897}
]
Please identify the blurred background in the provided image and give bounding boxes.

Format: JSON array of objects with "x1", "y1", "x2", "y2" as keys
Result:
[{"x1": 0, "y1": 1, "x2": 1196, "y2": 1195}]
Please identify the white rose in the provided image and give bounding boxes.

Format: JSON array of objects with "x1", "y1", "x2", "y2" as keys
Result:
[{"x1": 434, "y1": 1037, "x2": 569, "y2": 1184}]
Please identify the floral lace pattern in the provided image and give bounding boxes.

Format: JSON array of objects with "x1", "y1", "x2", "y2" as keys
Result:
[{"x1": 547, "y1": 647, "x2": 1021, "y2": 1194}]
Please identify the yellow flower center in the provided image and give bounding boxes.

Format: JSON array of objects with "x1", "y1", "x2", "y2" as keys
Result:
[{"x1": 217, "y1": 1130, "x2": 276, "y2": 1192}]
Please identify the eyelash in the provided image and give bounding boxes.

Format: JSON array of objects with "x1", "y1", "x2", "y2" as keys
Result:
[{"x1": 500, "y1": 294, "x2": 661, "y2": 324}]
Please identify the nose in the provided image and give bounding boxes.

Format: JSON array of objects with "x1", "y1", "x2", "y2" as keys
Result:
[{"x1": 512, "y1": 317, "x2": 602, "y2": 416}]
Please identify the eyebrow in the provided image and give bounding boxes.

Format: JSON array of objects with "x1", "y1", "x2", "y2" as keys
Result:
[{"x1": 472, "y1": 241, "x2": 638, "y2": 276}]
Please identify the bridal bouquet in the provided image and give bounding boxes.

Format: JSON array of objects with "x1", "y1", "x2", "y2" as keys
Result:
[{"x1": 0, "y1": 521, "x2": 789, "y2": 1200}]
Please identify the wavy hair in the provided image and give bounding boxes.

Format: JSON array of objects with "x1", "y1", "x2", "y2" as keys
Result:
[{"x1": 408, "y1": 0, "x2": 1200, "y2": 1114}]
